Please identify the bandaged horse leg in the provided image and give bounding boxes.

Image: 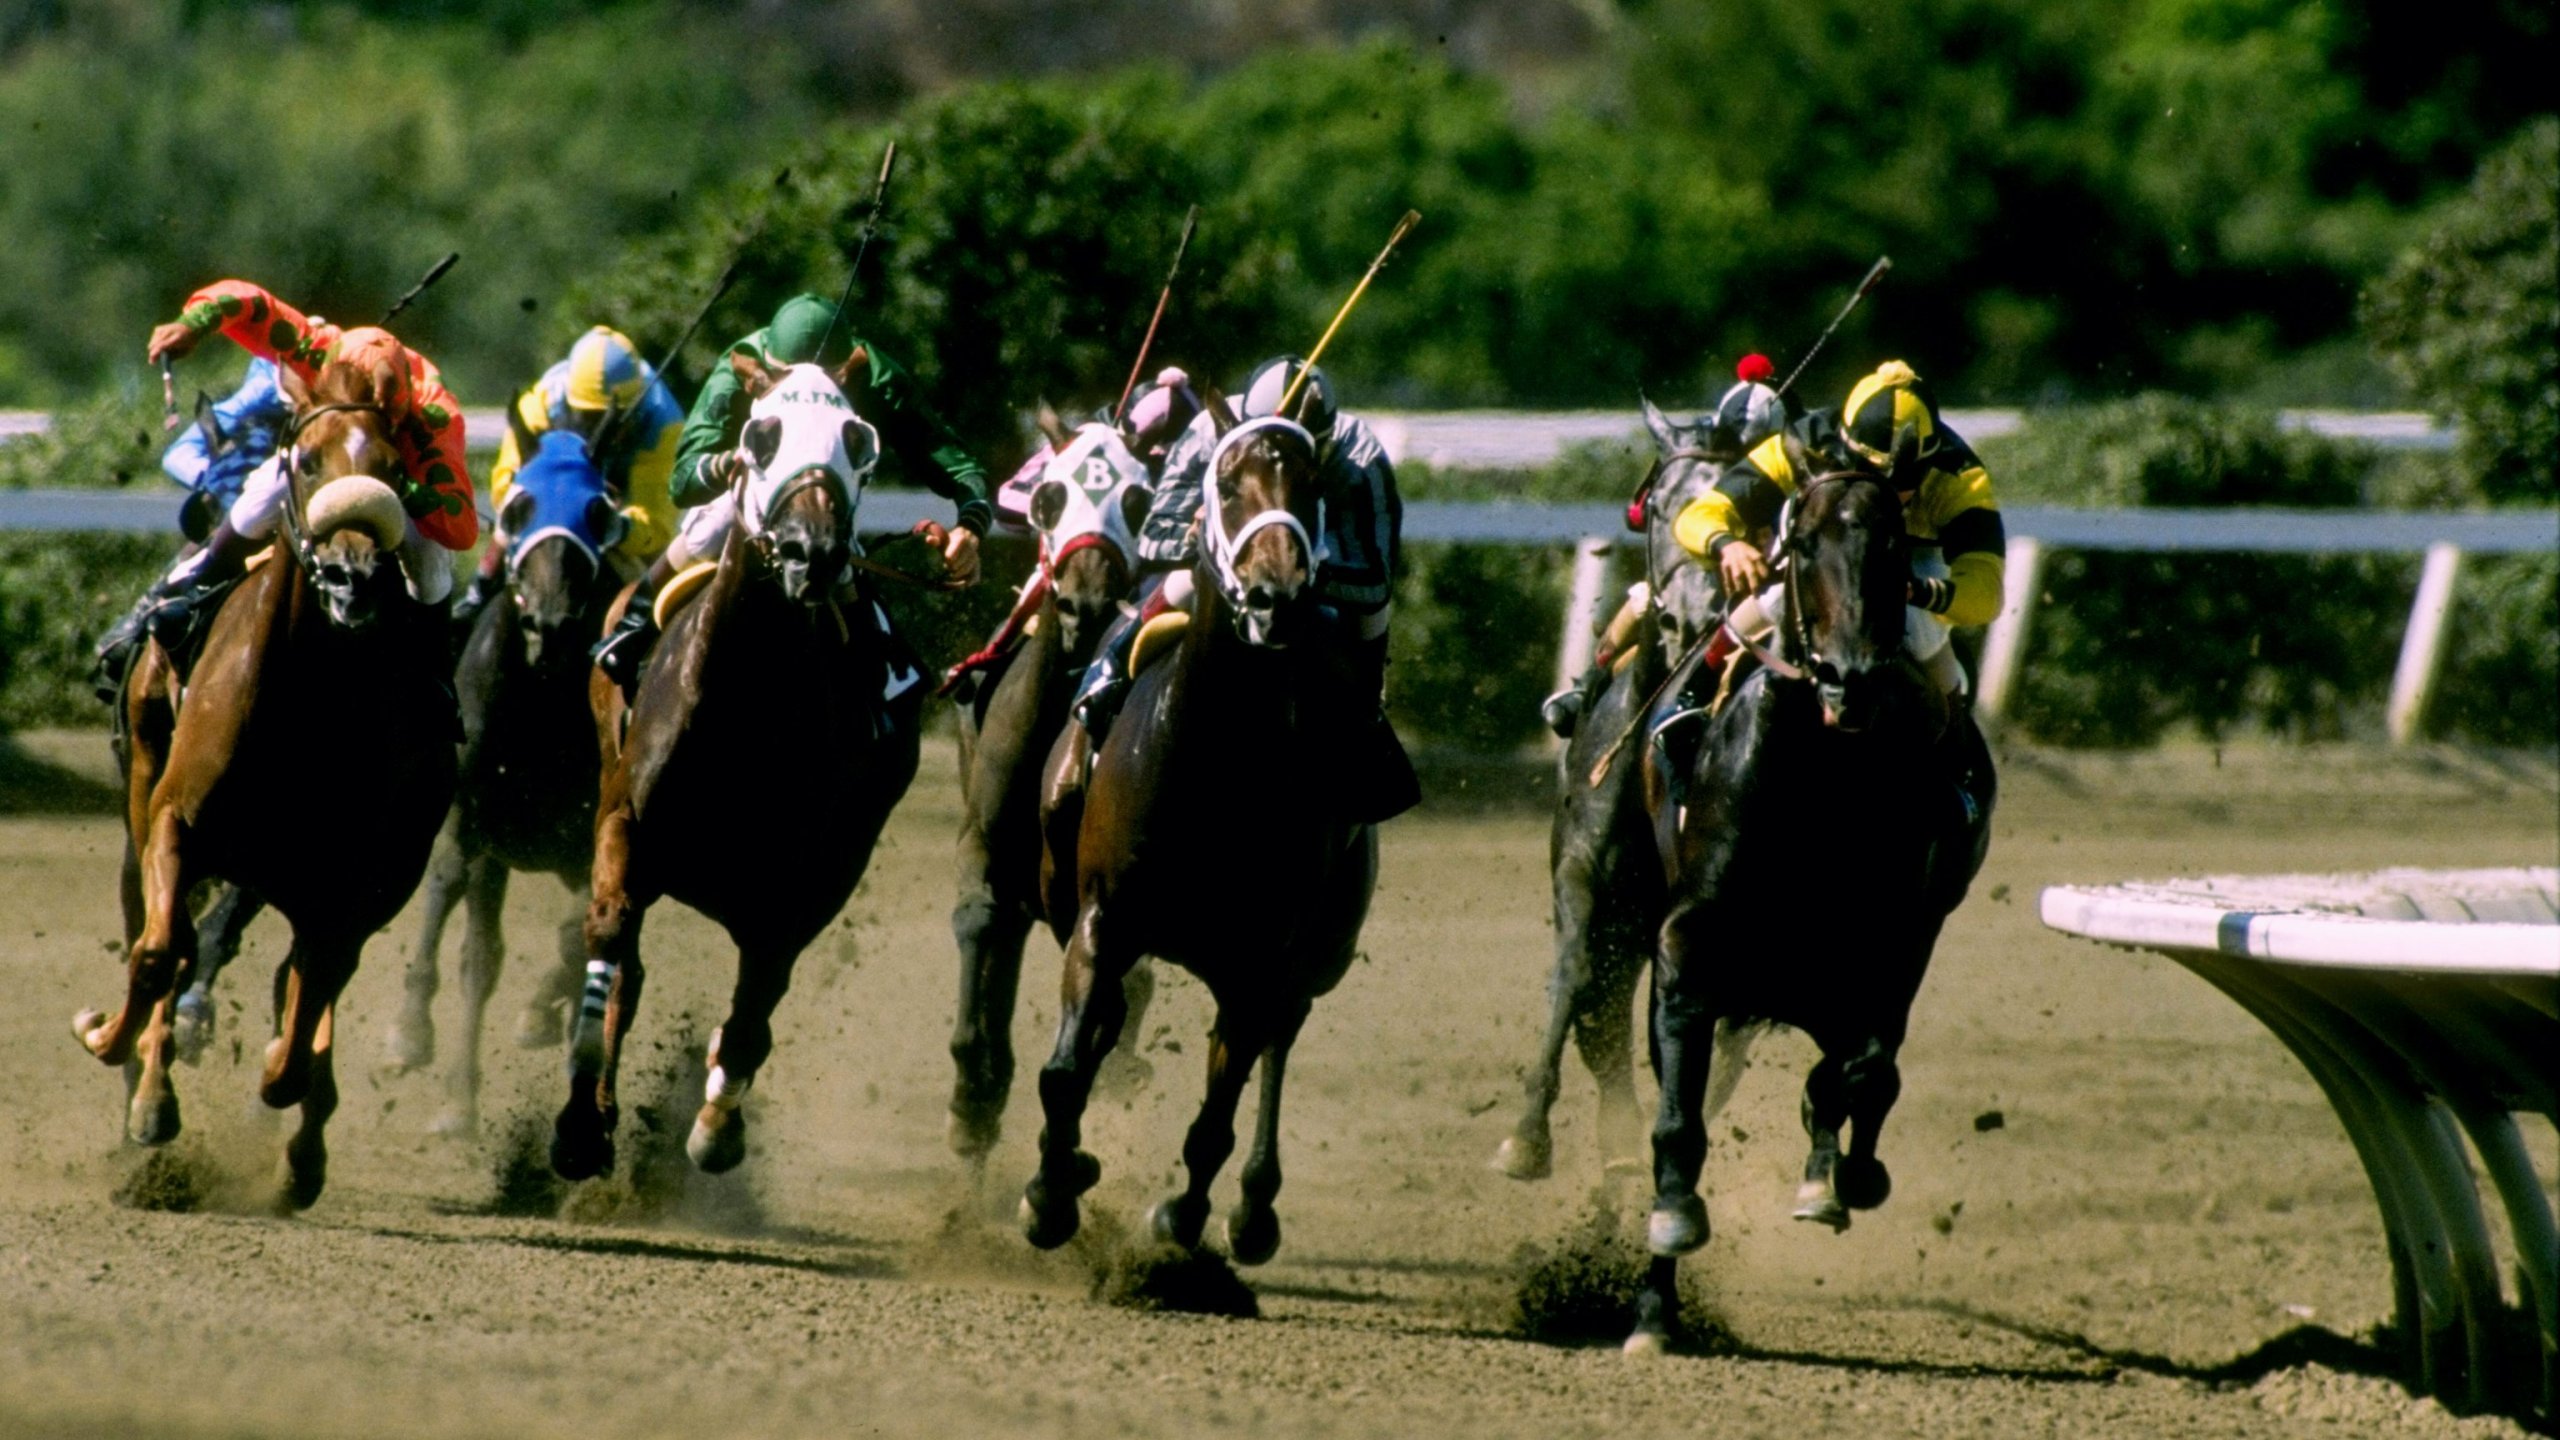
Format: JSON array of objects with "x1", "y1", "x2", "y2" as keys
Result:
[
  {"x1": 1021, "y1": 900, "x2": 1140, "y2": 1249},
  {"x1": 688, "y1": 942, "x2": 799, "y2": 1174},
  {"x1": 555, "y1": 807, "x2": 650, "y2": 1180}
]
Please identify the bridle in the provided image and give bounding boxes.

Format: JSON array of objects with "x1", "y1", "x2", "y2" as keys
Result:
[
  {"x1": 745, "y1": 462, "x2": 970, "y2": 593},
  {"x1": 1769, "y1": 471, "x2": 1897, "y2": 690},
  {"x1": 1200, "y1": 416, "x2": 1320, "y2": 620},
  {"x1": 274, "y1": 400, "x2": 394, "y2": 572}
]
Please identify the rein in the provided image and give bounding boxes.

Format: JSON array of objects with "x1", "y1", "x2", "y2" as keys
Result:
[
  {"x1": 273, "y1": 400, "x2": 393, "y2": 572},
  {"x1": 747, "y1": 467, "x2": 970, "y2": 592}
]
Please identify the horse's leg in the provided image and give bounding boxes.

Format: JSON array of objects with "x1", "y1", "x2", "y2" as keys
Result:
[
  {"x1": 263, "y1": 931, "x2": 360, "y2": 1111},
  {"x1": 175, "y1": 884, "x2": 262, "y2": 1064},
  {"x1": 1632, "y1": 914, "x2": 1716, "y2": 1351},
  {"x1": 1793, "y1": 1050, "x2": 1852, "y2": 1231},
  {"x1": 1497, "y1": 877, "x2": 1599, "y2": 1182},
  {"x1": 1146, "y1": 1005, "x2": 1268, "y2": 1253},
  {"x1": 556, "y1": 813, "x2": 646, "y2": 1181},
  {"x1": 386, "y1": 820, "x2": 467, "y2": 1073},
  {"x1": 511, "y1": 889, "x2": 586, "y2": 1050},
  {"x1": 1019, "y1": 904, "x2": 1135, "y2": 1249},
  {"x1": 432, "y1": 855, "x2": 510, "y2": 1137},
  {"x1": 1832, "y1": 1030, "x2": 1905, "y2": 1214},
  {"x1": 279, "y1": 1000, "x2": 342, "y2": 1211},
  {"x1": 685, "y1": 939, "x2": 801, "y2": 1175},
  {"x1": 948, "y1": 880, "x2": 1035, "y2": 1160},
  {"x1": 78, "y1": 807, "x2": 194, "y2": 1069},
  {"x1": 1226, "y1": 1002, "x2": 1312, "y2": 1265},
  {"x1": 1579, "y1": 936, "x2": 1651, "y2": 1177},
  {"x1": 1095, "y1": 958, "x2": 1157, "y2": 1097}
]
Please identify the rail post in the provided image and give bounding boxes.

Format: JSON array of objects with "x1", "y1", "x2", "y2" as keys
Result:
[
  {"x1": 1557, "y1": 535, "x2": 1614, "y2": 694},
  {"x1": 1974, "y1": 534, "x2": 2045, "y2": 722},
  {"x1": 2388, "y1": 542, "x2": 2464, "y2": 745}
]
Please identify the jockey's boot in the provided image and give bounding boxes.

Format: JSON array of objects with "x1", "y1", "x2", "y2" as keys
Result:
[
  {"x1": 1329, "y1": 629, "x2": 1420, "y2": 826},
  {"x1": 593, "y1": 552, "x2": 679, "y2": 698},
  {"x1": 91, "y1": 523, "x2": 255, "y2": 702},
  {"x1": 1540, "y1": 661, "x2": 1610, "y2": 739},
  {"x1": 1068, "y1": 608, "x2": 1140, "y2": 740}
]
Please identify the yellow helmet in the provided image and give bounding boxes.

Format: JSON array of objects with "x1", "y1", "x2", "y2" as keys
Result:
[
  {"x1": 1841, "y1": 360, "x2": 1937, "y2": 473},
  {"x1": 565, "y1": 325, "x2": 647, "y2": 412}
]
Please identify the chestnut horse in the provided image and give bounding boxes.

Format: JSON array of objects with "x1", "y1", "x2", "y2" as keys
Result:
[
  {"x1": 384, "y1": 431, "x2": 627, "y2": 1134},
  {"x1": 946, "y1": 418, "x2": 1155, "y2": 1161},
  {"x1": 76, "y1": 359, "x2": 457, "y2": 1209},
  {"x1": 551, "y1": 355, "x2": 924, "y2": 1181},
  {"x1": 1627, "y1": 462, "x2": 1994, "y2": 1351},
  {"x1": 1020, "y1": 402, "x2": 1377, "y2": 1266}
]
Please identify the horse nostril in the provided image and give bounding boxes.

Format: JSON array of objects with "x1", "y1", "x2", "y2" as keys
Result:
[
  {"x1": 1245, "y1": 584, "x2": 1278, "y2": 612},
  {"x1": 1813, "y1": 660, "x2": 1844, "y2": 688}
]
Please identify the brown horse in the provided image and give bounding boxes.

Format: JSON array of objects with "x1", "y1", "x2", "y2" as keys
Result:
[
  {"x1": 946, "y1": 416, "x2": 1156, "y2": 1161},
  {"x1": 1020, "y1": 401, "x2": 1377, "y2": 1265},
  {"x1": 551, "y1": 355, "x2": 924, "y2": 1181},
  {"x1": 75, "y1": 358, "x2": 458, "y2": 1209}
]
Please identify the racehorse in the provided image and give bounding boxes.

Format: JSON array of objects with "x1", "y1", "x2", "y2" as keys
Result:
[
  {"x1": 946, "y1": 416, "x2": 1154, "y2": 1161},
  {"x1": 1627, "y1": 451, "x2": 1995, "y2": 1352},
  {"x1": 551, "y1": 352, "x2": 927, "y2": 1181},
  {"x1": 1020, "y1": 399, "x2": 1378, "y2": 1266},
  {"x1": 384, "y1": 430, "x2": 627, "y2": 1134},
  {"x1": 76, "y1": 355, "x2": 458, "y2": 1208},
  {"x1": 1496, "y1": 398, "x2": 1765, "y2": 1184}
]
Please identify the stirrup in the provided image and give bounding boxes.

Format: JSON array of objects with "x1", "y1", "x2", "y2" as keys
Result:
[
  {"x1": 592, "y1": 608, "x2": 657, "y2": 694},
  {"x1": 1540, "y1": 685, "x2": 1586, "y2": 738}
]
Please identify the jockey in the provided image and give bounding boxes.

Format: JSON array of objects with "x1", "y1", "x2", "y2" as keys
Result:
[
  {"x1": 591, "y1": 292, "x2": 988, "y2": 689},
  {"x1": 452, "y1": 326, "x2": 682, "y2": 624},
  {"x1": 990, "y1": 366, "x2": 1200, "y2": 528},
  {"x1": 162, "y1": 356, "x2": 294, "y2": 530},
  {"x1": 1071, "y1": 355, "x2": 1417, "y2": 823},
  {"x1": 1679, "y1": 359, "x2": 2004, "y2": 701},
  {"x1": 94, "y1": 281, "x2": 474, "y2": 689},
  {"x1": 1540, "y1": 353, "x2": 1789, "y2": 737}
]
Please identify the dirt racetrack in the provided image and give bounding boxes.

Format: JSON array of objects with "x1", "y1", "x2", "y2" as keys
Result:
[{"x1": 1, "y1": 732, "x2": 2551, "y2": 1440}]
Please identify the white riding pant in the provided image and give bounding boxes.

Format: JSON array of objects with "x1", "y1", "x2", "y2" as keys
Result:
[
  {"x1": 668, "y1": 485, "x2": 739, "y2": 570},
  {"x1": 168, "y1": 455, "x2": 454, "y2": 603}
]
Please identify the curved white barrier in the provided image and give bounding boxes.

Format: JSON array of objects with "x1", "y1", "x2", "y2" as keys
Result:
[{"x1": 2042, "y1": 868, "x2": 2557, "y2": 1425}]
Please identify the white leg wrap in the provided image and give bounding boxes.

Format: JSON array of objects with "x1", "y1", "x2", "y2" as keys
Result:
[
  {"x1": 570, "y1": 958, "x2": 615, "y2": 1072},
  {"x1": 704, "y1": 1064, "x2": 749, "y2": 1111}
]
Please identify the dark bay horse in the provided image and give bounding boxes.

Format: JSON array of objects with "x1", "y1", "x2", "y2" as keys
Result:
[
  {"x1": 1020, "y1": 404, "x2": 1377, "y2": 1266},
  {"x1": 1627, "y1": 458, "x2": 1995, "y2": 1352},
  {"x1": 76, "y1": 358, "x2": 458, "y2": 1208},
  {"x1": 551, "y1": 354, "x2": 923, "y2": 1181},
  {"x1": 384, "y1": 430, "x2": 626, "y2": 1134},
  {"x1": 946, "y1": 417, "x2": 1154, "y2": 1161},
  {"x1": 1498, "y1": 398, "x2": 1764, "y2": 1184}
]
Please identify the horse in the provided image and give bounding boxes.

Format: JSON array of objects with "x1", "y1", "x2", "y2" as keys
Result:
[
  {"x1": 551, "y1": 351, "x2": 926, "y2": 1182},
  {"x1": 1496, "y1": 398, "x2": 1767, "y2": 1185},
  {"x1": 946, "y1": 415, "x2": 1156, "y2": 1162},
  {"x1": 75, "y1": 355, "x2": 459, "y2": 1209},
  {"x1": 1626, "y1": 453, "x2": 1995, "y2": 1352},
  {"x1": 1019, "y1": 400, "x2": 1378, "y2": 1267},
  {"x1": 383, "y1": 430, "x2": 628, "y2": 1134}
]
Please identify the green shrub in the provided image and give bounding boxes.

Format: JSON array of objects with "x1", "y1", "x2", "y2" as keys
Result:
[
  {"x1": 0, "y1": 533, "x2": 168, "y2": 729},
  {"x1": 1387, "y1": 543, "x2": 1569, "y2": 753}
]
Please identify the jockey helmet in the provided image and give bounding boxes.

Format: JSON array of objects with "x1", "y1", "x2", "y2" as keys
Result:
[
  {"x1": 566, "y1": 326, "x2": 650, "y2": 411},
  {"x1": 1842, "y1": 360, "x2": 1939, "y2": 480},
  {"x1": 1121, "y1": 366, "x2": 1201, "y2": 463},
  {"x1": 1240, "y1": 355, "x2": 1336, "y2": 442},
  {"x1": 1711, "y1": 353, "x2": 1785, "y2": 451}
]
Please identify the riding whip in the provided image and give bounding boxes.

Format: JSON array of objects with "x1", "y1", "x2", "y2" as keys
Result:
[
  {"x1": 815, "y1": 142, "x2": 900, "y2": 363},
  {"x1": 1774, "y1": 255, "x2": 1890, "y2": 398},
  {"x1": 1112, "y1": 204, "x2": 1200, "y2": 425},
  {"x1": 158, "y1": 355, "x2": 181, "y2": 431},
  {"x1": 379, "y1": 252, "x2": 461, "y2": 327},
  {"x1": 1280, "y1": 209, "x2": 1421, "y2": 418},
  {"x1": 596, "y1": 167, "x2": 795, "y2": 459}
]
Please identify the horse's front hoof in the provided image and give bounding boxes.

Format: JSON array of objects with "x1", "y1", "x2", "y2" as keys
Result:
[
  {"x1": 1493, "y1": 1131, "x2": 1553, "y2": 1181},
  {"x1": 172, "y1": 994, "x2": 215, "y2": 1066},
  {"x1": 945, "y1": 1103, "x2": 1001, "y2": 1161},
  {"x1": 279, "y1": 1138, "x2": 327, "y2": 1212},
  {"x1": 1019, "y1": 1152, "x2": 1099, "y2": 1250},
  {"x1": 1622, "y1": 1328, "x2": 1669, "y2": 1358},
  {"x1": 126, "y1": 1085, "x2": 181, "y2": 1148},
  {"x1": 1225, "y1": 1205, "x2": 1281, "y2": 1267},
  {"x1": 511, "y1": 1003, "x2": 563, "y2": 1051},
  {"x1": 1648, "y1": 1194, "x2": 1709, "y2": 1255},
  {"x1": 550, "y1": 1104, "x2": 617, "y2": 1181},
  {"x1": 73, "y1": 1008, "x2": 121, "y2": 1063},
  {"x1": 1150, "y1": 1193, "x2": 1209, "y2": 1250},
  {"x1": 1791, "y1": 1181, "x2": 1850, "y2": 1232},
  {"x1": 687, "y1": 1106, "x2": 748, "y2": 1174},
  {"x1": 1626, "y1": 1282, "x2": 1675, "y2": 1356},
  {"x1": 380, "y1": 1014, "x2": 435, "y2": 1074},
  {"x1": 1832, "y1": 1154, "x2": 1891, "y2": 1211}
]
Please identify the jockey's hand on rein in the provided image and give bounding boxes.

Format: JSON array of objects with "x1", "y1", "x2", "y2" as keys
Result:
[
  {"x1": 913, "y1": 521, "x2": 980, "y2": 587},
  {"x1": 1717, "y1": 540, "x2": 1769, "y2": 599},
  {"x1": 699, "y1": 451, "x2": 748, "y2": 494}
]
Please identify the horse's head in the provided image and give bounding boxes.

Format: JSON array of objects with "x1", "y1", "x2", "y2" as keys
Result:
[
  {"x1": 1026, "y1": 408, "x2": 1148, "y2": 658},
  {"x1": 280, "y1": 356, "x2": 413, "y2": 630},
  {"x1": 728, "y1": 351, "x2": 880, "y2": 606},
  {"x1": 1198, "y1": 388, "x2": 1321, "y2": 648},
  {"x1": 1781, "y1": 462, "x2": 1909, "y2": 732},
  {"x1": 1638, "y1": 395, "x2": 1744, "y2": 656},
  {"x1": 495, "y1": 430, "x2": 623, "y2": 666}
]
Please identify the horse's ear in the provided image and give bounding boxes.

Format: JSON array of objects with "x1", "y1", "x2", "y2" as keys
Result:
[
  {"x1": 1780, "y1": 431, "x2": 1818, "y2": 483},
  {"x1": 278, "y1": 364, "x2": 314, "y2": 412},
  {"x1": 839, "y1": 417, "x2": 876, "y2": 474},
  {"x1": 194, "y1": 391, "x2": 225, "y2": 446},
  {"x1": 1117, "y1": 482, "x2": 1151, "y2": 535},
  {"x1": 1027, "y1": 478, "x2": 1070, "y2": 532},
  {"x1": 1639, "y1": 393, "x2": 1678, "y2": 452},
  {"x1": 1200, "y1": 382, "x2": 1237, "y2": 438},
  {"x1": 499, "y1": 487, "x2": 537, "y2": 536},
  {"x1": 741, "y1": 414, "x2": 783, "y2": 470},
  {"x1": 730, "y1": 349, "x2": 782, "y2": 400},
  {"x1": 1034, "y1": 399, "x2": 1072, "y2": 451},
  {"x1": 828, "y1": 343, "x2": 868, "y2": 391}
]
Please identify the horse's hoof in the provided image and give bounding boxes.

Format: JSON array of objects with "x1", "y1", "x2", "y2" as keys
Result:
[
  {"x1": 279, "y1": 1142, "x2": 327, "y2": 1212},
  {"x1": 1493, "y1": 1132, "x2": 1553, "y2": 1181},
  {"x1": 1833, "y1": 1154, "x2": 1891, "y2": 1210},
  {"x1": 126, "y1": 1089, "x2": 181, "y2": 1148},
  {"x1": 945, "y1": 1105, "x2": 1000, "y2": 1161},
  {"x1": 381, "y1": 1017, "x2": 435, "y2": 1074},
  {"x1": 171, "y1": 995, "x2": 214, "y2": 1066},
  {"x1": 1019, "y1": 1152, "x2": 1099, "y2": 1250},
  {"x1": 1150, "y1": 1193, "x2": 1209, "y2": 1250},
  {"x1": 550, "y1": 1106, "x2": 616, "y2": 1181},
  {"x1": 1791, "y1": 1181, "x2": 1851, "y2": 1232},
  {"x1": 511, "y1": 1004, "x2": 563, "y2": 1051},
  {"x1": 1622, "y1": 1328, "x2": 1669, "y2": 1359},
  {"x1": 1225, "y1": 1205, "x2": 1281, "y2": 1267},
  {"x1": 73, "y1": 1008, "x2": 116, "y2": 1061},
  {"x1": 426, "y1": 1108, "x2": 476, "y2": 1139},
  {"x1": 1648, "y1": 1194, "x2": 1709, "y2": 1256},
  {"x1": 687, "y1": 1106, "x2": 747, "y2": 1174}
]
